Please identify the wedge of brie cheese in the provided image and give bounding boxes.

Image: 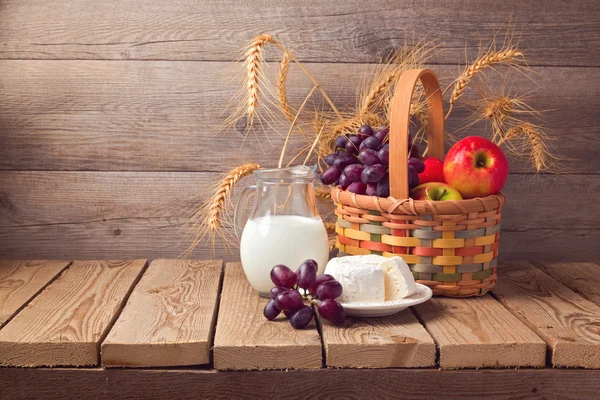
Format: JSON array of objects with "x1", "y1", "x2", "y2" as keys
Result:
[{"x1": 324, "y1": 255, "x2": 416, "y2": 303}]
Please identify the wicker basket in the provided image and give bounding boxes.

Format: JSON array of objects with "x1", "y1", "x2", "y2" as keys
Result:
[{"x1": 332, "y1": 69, "x2": 504, "y2": 297}]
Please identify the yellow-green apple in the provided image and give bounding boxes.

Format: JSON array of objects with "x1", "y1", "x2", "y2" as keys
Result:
[
  {"x1": 410, "y1": 182, "x2": 463, "y2": 201},
  {"x1": 418, "y1": 157, "x2": 445, "y2": 184},
  {"x1": 443, "y1": 136, "x2": 508, "y2": 199}
]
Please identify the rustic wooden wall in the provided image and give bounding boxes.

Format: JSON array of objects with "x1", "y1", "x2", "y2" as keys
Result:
[{"x1": 0, "y1": 0, "x2": 598, "y2": 261}]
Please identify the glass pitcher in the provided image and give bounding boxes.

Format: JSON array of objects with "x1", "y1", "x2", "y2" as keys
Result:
[{"x1": 235, "y1": 165, "x2": 329, "y2": 296}]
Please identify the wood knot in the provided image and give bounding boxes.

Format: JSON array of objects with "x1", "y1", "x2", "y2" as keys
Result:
[{"x1": 112, "y1": 228, "x2": 121, "y2": 236}]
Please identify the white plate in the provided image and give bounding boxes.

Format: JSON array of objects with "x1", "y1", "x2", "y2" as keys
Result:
[{"x1": 339, "y1": 283, "x2": 433, "y2": 317}]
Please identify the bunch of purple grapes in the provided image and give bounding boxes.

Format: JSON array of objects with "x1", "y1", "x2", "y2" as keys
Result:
[
  {"x1": 320, "y1": 125, "x2": 425, "y2": 196},
  {"x1": 264, "y1": 260, "x2": 346, "y2": 329}
]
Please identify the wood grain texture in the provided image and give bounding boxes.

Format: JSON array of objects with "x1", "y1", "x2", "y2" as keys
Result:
[
  {"x1": 0, "y1": 260, "x2": 70, "y2": 327},
  {"x1": 318, "y1": 310, "x2": 436, "y2": 368},
  {"x1": 101, "y1": 259, "x2": 223, "y2": 367},
  {"x1": 0, "y1": 61, "x2": 597, "y2": 173},
  {"x1": 0, "y1": 260, "x2": 146, "y2": 367},
  {"x1": 213, "y1": 263, "x2": 322, "y2": 370},
  {"x1": 494, "y1": 261, "x2": 600, "y2": 368},
  {"x1": 412, "y1": 295, "x2": 546, "y2": 369},
  {"x1": 0, "y1": 172, "x2": 597, "y2": 261},
  {"x1": 1, "y1": 0, "x2": 598, "y2": 66},
  {"x1": 2, "y1": 368, "x2": 600, "y2": 400},
  {"x1": 537, "y1": 262, "x2": 600, "y2": 307}
]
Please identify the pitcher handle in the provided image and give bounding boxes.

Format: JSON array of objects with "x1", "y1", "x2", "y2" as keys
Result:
[{"x1": 234, "y1": 185, "x2": 256, "y2": 239}]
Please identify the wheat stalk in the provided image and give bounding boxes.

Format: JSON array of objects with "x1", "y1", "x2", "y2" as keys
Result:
[
  {"x1": 445, "y1": 48, "x2": 524, "y2": 118},
  {"x1": 185, "y1": 163, "x2": 260, "y2": 256}
]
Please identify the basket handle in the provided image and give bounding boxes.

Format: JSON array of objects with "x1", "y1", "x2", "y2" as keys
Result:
[{"x1": 389, "y1": 69, "x2": 445, "y2": 199}]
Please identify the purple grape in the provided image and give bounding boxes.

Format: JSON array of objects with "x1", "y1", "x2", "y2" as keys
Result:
[
  {"x1": 378, "y1": 146, "x2": 389, "y2": 165},
  {"x1": 304, "y1": 259, "x2": 318, "y2": 272},
  {"x1": 361, "y1": 164, "x2": 387, "y2": 184},
  {"x1": 289, "y1": 305, "x2": 314, "y2": 329},
  {"x1": 296, "y1": 260, "x2": 318, "y2": 290},
  {"x1": 283, "y1": 310, "x2": 293, "y2": 318},
  {"x1": 343, "y1": 164, "x2": 365, "y2": 183},
  {"x1": 264, "y1": 299, "x2": 281, "y2": 320},
  {"x1": 335, "y1": 136, "x2": 348, "y2": 150},
  {"x1": 316, "y1": 280, "x2": 343, "y2": 300},
  {"x1": 377, "y1": 176, "x2": 390, "y2": 197},
  {"x1": 318, "y1": 299, "x2": 346, "y2": 324},
  {"x1": 334, "y1": 152, "x2": 356, "y2": 170},
  {"x1": 270, "y1": 286, "x2": 288, "y2": 300},
  {"x1": 320, "y1": 165, "x2": 342, "y2": 185},
  {"x1": 366, "y1": 183, "x2": 377, "y2": 196},
  {"x1": 358, "y1": 124, "x2": 374, "y2": 136},
  {"x1": 408, "y1": 157, "x2": 425, "y2": 173},
  {"x1": 325, "y1": 153, "x2": 337, "y2": 166},
  {"x1": 347, "y1": 181, "x2": 367, "y2": 195},
  {"x1": 359, "y1": 136, "x2": 382, "y2": 151},
  {"x1": 338, "y1": 173, "x2": 351, "y2": 190},
  {"x1": 270, "y1": 264, "x2": 297, "y2": 288},
  {"x1": 358, "y1": 149, "x2": 380, "y2": 166},
  {"x1": 408, "y1": 165, "x2": 420, "y2": 189},
  {"x1": 374, "y1": 127, "x2": 389, "y2": 143},
  {"x1": 345, "y1": 135, "x2": 363, "y2": 154},
  {"x1": 275, "y1": 290, "x2": 304, "y2": 312},
  {"x1": 309, "y1": 274, "x2": 335, "y2": 294}
]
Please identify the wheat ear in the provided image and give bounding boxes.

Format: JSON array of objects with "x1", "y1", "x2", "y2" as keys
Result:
[
  {"x1": 499, "y1": 123, "x2": 555, "y2": 173},
  {"x1": 186, "y1": 163, "x2": 260, "y2": 256},
  {"x1": 245, "y1": 34, "x2": 275, "y2": 128},
  {"x1": 277, "y1": 51, "x2": 292, "y2": 121},
  {"x1": 445, "y1": 48, "x2": 524, "y2": 118}
]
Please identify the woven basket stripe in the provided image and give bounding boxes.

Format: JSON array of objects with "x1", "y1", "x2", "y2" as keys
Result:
[
  {"x1": 475, "y1": 234, "x2": 496, "y2": 246},
  {"x1": 338, "y1": 235, "x2": 359, "y2": 247},
  {"x1": 360, "y1": 241, "x2": 392, "y2": 252},
  {"x1": 412, "y1": 264, "x2": 443, "y2": 273},
  {"x1": 412, "y1": 229, "x2": 443, "y2": 239},
  {"x1": 412, "y1": 247, "x2": 443, "y2": 257},
  {"x1": 381, "y1": 235, "x2": 420, "y2": 247},
  {"x1": 360, "y1": 224, "x2": 391, "y2": 235},
  {"x1": 337, "y1": 219, "x2": 351, "y2": 229},
  {"x1": 432, "y1": 255, "x2": 462, "y2": 265},
  {"x1": 454, "y1": 228, "x2": 486, "y2": 238},
  {"x1": 455, "y1": 246, "x2": 485, "y2": 256},
  {"x1": 432, "y1": 272, "x2": 462, "y2": 282},
  {"x1": 370, "y1": 232, "x2": 382, "y2": 243},
  {"x1": 457, "y1": 263, "x2": 487, "y2": 273},
  {"x1": 473, "y1": 251, "x2": 495, "y2": 263},
  {"x1": 344, "y1": 228, "x2": 371, "y2": 241},
  {"x1": 472, "y1": 268, "x2": 494, "y2": 280},
  {"x1": 432, "y1": 238, "x2": 465, "y2": 248}
]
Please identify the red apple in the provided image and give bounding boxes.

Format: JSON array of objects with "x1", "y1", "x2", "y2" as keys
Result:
[
  {"x1": 443, "y1": 136, "x2": 508, "y2": 199},
  {"x1": 418, "y1": 157, "x2": 445, "y2": 184},
  {"x1": 410, "y1": 182, "x2": 463, "y2": 201}
]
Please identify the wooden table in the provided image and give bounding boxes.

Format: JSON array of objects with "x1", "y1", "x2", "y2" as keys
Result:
[{"x1": 1, "y1": 259, "x2": 600, "y2": 399}]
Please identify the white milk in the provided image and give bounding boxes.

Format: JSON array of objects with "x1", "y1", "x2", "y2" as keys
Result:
[{"x1": 240, "y1": 215, "x2": 329, "y2": 295}]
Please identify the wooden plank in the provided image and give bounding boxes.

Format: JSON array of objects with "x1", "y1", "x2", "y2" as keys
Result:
[
  {"x1": 213, "y1": 263, "x2": 322, "y2": 370},
  {"x1": 0, "y1": 260, "x2": 146, "y2": 367},
  {"x1": 318, "y1": 310, "x2": 436, "y2": 368},
  {"x1": 494, "y1": 261, "x2": 600, "y2": 368},
  {"x1": 1, "y1": 0, "x2": 599, "y2": 67},
  {"x1": 2, "y1": 368, "x2": 600, "y2": 400},
  {"x1": 0, "y1": 172, "x2": 598, "y2": 261},
  {"x1": 412, "y1": 295, "x2": 546, "y2": 369},
  {"x1": 101, "y1": 259, "x2": 223, "y2": 367},
  {"x1": 0, "y1": 60, "x2": 598, "y2": 173},
  {"x1": 538, "y1": 262, "x2": 600, "y2": 306},
  {"x1": 0, "y1": 260, "x2": 70, "y2": 327}
]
